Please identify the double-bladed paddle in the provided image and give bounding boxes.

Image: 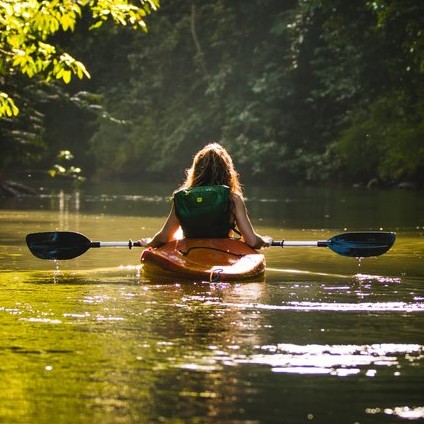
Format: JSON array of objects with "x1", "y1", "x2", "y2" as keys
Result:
[{"x1": 26, "y1": 231, "x2": 396, "y2": 261}]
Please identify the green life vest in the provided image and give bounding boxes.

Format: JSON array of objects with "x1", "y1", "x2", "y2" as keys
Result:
[{"x1": 174, "y1": 185, "x2": 233, "y2": 238}]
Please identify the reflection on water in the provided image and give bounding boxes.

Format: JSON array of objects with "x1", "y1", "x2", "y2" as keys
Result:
[
  {"x1": 241, "y1": 343, "x2": 423, "y2": 375},
  {"x1": 371, "y1": 406, "x2": 424, "y2": 420},
  {"x1": 0, "y1": 182, "x2": 423, "y2": 423},
  {"x1": 3, "y1": 181, "x2": 424, "y2": 230},
  {"x1": 206, "y1": 300, "x2": 424, "y2": 312}
]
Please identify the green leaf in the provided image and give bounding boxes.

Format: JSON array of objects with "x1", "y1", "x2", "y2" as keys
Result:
[{"x1": 62, "y1": 70, "x2": 71, "y2": 84}]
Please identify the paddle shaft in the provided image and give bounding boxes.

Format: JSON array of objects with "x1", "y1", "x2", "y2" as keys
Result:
[
  {"x1": 90, "y1": 240, "x2": 322, "y2": 249},
  {"x1": 95, "y1": 241, "x2": 326, "y2": 248},
  {"x1": 97, "y1": 240, "x2": 324, "y2": 248},
  {"x1": 272, "y1": 240, "x2": 327, "y2": 247},
  {"x1": 90, "y1": 240, "x2": 145, "y2": 248}
]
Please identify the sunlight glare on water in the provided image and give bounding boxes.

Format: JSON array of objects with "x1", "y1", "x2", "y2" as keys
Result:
[{"x1": 240, "y1": 343, "x2": 423, "y2": 375}]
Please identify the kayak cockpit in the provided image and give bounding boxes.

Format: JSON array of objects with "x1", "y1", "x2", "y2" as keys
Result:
[{"x1": 141, "y1": 238, "x2": 265, "y2": 282}]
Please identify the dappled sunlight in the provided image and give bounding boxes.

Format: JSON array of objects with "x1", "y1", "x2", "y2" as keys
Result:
[
  {"x1": 266, "y1": 266, "x2": 350, "y2": 280},
  {"x1": 354, "y1": 273, "x2": 402, "y2": 284},
  {"x1": 371, "y1": 406, "x2": 424, "y2": 420},
  {"x1": 256, "y1": 301, "x2": 424, "y2": 312},
  {"x1": 238, "y1": 343, "x2": 423, "y2": 375}
]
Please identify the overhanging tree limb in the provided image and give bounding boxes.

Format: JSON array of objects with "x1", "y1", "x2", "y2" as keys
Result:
[
  {"x1": 190, "y1": 1, "x2": 209, "y2": 78},
  {"x1": 0, "y1": 0, "x2": 159, "y2": 118}
]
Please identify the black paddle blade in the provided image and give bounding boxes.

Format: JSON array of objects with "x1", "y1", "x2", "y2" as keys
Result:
[
  {"x1": 327, "y1": 232, "x2": 396, "y2": 258},
  {"x1": 26, "y1": 231, "x2": 91, "y2": 260}
]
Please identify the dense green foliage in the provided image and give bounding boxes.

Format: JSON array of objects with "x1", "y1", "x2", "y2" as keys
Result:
[
  {"x1": 0, "y1": 0, "x2": 158, "y2": 175},
  {"x1": 2, "y1": 0, "x2": 423, "y2": 187}
]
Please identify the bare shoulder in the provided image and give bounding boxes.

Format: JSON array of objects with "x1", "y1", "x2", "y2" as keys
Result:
[
  {"x1": 230, "y1": 192, "x2": 244, "y2": 204},
  {"x1": 230, "y1": 193, "x2": 247, "y2": 215}
]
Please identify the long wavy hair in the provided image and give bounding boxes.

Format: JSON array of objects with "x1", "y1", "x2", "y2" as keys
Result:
[{"x1": 179, "y1": 143, "x2": 243, "y2": 197}]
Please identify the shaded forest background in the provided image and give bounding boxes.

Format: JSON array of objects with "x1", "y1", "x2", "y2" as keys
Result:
[{"x1": 2, "y1": 0, "x2": 423, "y2": 188}]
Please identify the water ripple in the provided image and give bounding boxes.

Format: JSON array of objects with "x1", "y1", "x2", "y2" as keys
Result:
[
  {"x1": 212, "y1": 301, "x2": 424, "y2": 312},
  {"x1": 274, "y1": 301, "x2": 424, "y2": 312},
  {"x1": 236, "y1": 343, "x2": 424, "y2": 377},
  {"x1": 367, "y1": 406, "x2": 424, "y2": 420},
  {"x1": 242, "y1": 343, "x2": 423, "y2": 375},
  {"x1": 173, "y1": 343, "x2": 424, "y2": 377}
]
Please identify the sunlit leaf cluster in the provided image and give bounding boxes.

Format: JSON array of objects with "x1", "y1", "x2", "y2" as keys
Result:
[
  {"x1": 48, "y1": 150, "x2": 85, "y2": 183},
  {"x1": 0, "y1": 0, "x2": 159, "y2": 117}
]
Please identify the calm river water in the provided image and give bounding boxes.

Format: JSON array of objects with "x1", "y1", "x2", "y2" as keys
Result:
[{"x1": 0, "y1": 181, "x2": 423, "y2": 424}]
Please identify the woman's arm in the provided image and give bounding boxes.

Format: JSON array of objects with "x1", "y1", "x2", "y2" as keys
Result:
[
  {"x1": 232, "y1": 194, "x2": 271, "y2": 249},
  {"x1": 142, "y1": 204, "x2": 181, "y2": 248}
]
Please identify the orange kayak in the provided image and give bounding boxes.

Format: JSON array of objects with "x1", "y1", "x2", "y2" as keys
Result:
[{"x1": 141, "y1": 238, "x2": 265, "y2": 281}]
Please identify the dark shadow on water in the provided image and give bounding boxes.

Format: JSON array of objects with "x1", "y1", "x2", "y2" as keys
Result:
[{"x1": 20, "y1": 270, "x2": 143, "y2": 286}]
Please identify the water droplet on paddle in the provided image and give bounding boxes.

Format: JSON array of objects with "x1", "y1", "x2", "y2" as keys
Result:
[{"x1": 53, "y1": 260, "x2": 61, "y2": 283}]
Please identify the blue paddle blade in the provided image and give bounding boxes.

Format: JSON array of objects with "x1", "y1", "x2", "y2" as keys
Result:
[
  {"x1": 26, "y1": 231, "x2": 91, "y2": 260},
  {"x1": 327, "y1": 232, "x2": 396, "y2": 257}
]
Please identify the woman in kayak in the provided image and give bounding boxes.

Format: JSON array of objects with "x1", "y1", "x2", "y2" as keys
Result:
[{"x1": 143, "y1": 143, "x2": 271, "y2": 249}]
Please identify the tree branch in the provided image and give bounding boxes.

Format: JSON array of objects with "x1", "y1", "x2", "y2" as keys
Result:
[{"x1": 190, "y1": 1, "x2": 208, "y2": 78}]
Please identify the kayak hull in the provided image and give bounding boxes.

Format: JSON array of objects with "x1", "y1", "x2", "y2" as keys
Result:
[{"x1": 141, "y1": 238, "x2": 265, "y2": 281}]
